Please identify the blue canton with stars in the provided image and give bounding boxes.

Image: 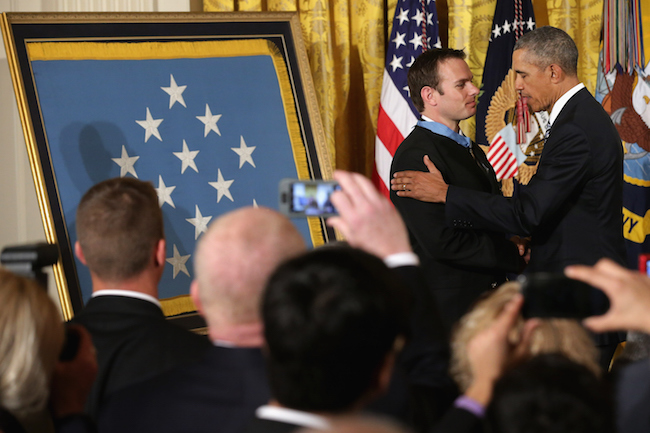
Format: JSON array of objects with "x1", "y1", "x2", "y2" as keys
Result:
[
  {"x1": 386, "y1": 0, "x2": 441, "y2": 118},
  {"x1": 30, "y1": 55, "x2": 313, "y2": 302}
]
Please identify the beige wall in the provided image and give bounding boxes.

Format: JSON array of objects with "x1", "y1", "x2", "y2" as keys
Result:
[{"x1": 0, "y1": 0, "x2": 192, "y2": 310}]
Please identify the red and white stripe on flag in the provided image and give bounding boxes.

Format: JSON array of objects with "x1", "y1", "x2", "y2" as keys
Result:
[
  {"x1": 487, "y1": 132, "x2": 519, "y2": 181},
  {"x1": 372, "y1": 0, "x2": 440, "y2": 198},
  {"x1": 373, "y1": 71, "x2": 418, "y2": 197}
]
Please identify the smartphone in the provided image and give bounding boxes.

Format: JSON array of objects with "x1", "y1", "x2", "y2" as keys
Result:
[
  {"x1": 279, "y1": 179, "x2": 340, "y2": 218},
  {"x1": 519, "y1": 273, "x2": 610, "y2": 319},
  {"x1": 639, "y1": 253, "x2": 650, "y2": 276}
]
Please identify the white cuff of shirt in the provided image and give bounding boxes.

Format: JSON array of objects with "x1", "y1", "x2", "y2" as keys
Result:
[{"x1": 383, "y1": 252, "x2": 419, "y2": 268}]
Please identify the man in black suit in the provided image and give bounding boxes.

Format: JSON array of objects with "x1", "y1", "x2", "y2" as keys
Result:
[
  {"x1": 97, "y1": 206, "x2": 307, "y2": 433},
  {"x1": 392, "y1": 27, "x2": 626, "y2": 276},
  {"x1": 71, "y1": 178, "x2": 210, "y2": 418},
  {"x1": 392, "y1": 27, "x2": 626, "y2": 365},
  {"x1": 390, "y1": 48, "x2": 524, "y2": 336},
  {"x1": 243, "y1": 245, "x2": 410, "y2": 433}
]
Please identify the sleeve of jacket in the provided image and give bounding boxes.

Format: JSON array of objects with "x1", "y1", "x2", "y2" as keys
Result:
[{"x1": 446, "y1": 122, "x2": 592, "y2": 237}]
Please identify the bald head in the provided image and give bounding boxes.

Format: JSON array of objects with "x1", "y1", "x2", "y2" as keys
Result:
[{"x1": 193, "y1": 207, "x2": 306, "y2": 328}]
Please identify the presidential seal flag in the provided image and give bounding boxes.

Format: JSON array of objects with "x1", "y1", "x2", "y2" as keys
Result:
[
  {"x1": 476, "y1": 0, "x2": 547, "y2": 196},
  {"x1": 373, "y1": 0, "x2": 441, "y2": 198}
]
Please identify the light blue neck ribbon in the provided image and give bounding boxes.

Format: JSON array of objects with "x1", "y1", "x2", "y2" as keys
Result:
[{"x1": 417, "y1": 119, "x2": 471, "y2": 149}]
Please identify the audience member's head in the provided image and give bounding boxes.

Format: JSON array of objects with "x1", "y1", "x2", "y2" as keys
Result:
[
  {"x1": 75, "y1": 177, "x2": 164, "y2": 284},
  {"x1": 0, "y1": 269, "x2": 64, "y2": 418},
  {"x1": 192, "y1": 206, "x2": 306, "y2": 341},
  {"x1": 262, "y1": 246, "x2": 409, "y2": 413},
  {"x1": 487, "y1": 353, "x2": 614, "y2": 433},
  {"x1": 451, "y1": 281, "x2": 599, "y2": 391}
]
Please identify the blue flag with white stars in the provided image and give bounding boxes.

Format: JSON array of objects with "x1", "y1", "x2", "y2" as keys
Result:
[{"x1": 28, "y1": 40, "x2": 316, "y2": 311}]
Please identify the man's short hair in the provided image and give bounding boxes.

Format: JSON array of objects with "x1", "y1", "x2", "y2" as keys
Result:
[
  {"x1": 487, "y1": 354, "x2": 614, "y2": 433},
  {"x1": 262, "y1": 246, "x2": 409, "y2": 412},
  {"x1": 76, "y1": 177, "x2": 163, "y2": 282},
  {"x1": 408, "y1": 48, "x2": 467, "y2": 112},
  {"x1": 513, "y1": 26, "x2": 578, "y2": 76}
]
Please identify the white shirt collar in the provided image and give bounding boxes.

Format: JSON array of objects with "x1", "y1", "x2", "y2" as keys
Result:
[
  {"x1": 212, "y1": 339, "x2": 237, "y2": 348},
  {"x1": 255, "y1": 405, "x2": 330, "y2": 430},
  {"x1": 548, "y1": 83, "x2": 585, "y2": 126},
  {"x1": 91, "y1": 289, "x2": 162, "y2": 309}
]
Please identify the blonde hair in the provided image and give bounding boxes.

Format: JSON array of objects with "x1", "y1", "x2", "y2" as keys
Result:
[
  {"x1": 0, "y1": 269, "x2": 64, "y2": 417},
  {"x1": 450, "y1": 281, "x2": 600, "y2": 391}
]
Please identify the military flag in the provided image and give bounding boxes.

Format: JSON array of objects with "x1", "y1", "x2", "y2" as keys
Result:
[{"x1": 595, "y1": 0, "x2": 648, "y2": 269}]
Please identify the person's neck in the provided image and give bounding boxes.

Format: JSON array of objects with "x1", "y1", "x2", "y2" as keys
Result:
[
  {"x1": 547, "y1": 78, "x2": 581, "y2": 113},
  {"x1": 91, "y1": 270, "x2": 159, "y2": 299},
  {"x1": 421, "y1": 112, "x2": 460, "y2": 133},
  {"x1": 208, "y1": 321, "x2": 264, "y2": 347}
]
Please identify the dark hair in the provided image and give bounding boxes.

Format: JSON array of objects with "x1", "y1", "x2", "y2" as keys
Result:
[
  {"x1": 407, "y1": 48, "x2": 467, "y2": 112},
  {"x1": 487, "y1": 353, "x2": 614, "y2": 433},
  {"x1": 76, "y1": 177, "x2": 163, "y2": 281},
  {"x1": 262, "y1": 247, "x2": 409, "y2": 412},
  {"x1": 513, "y1": 26, "x2": 578, "y2": 76}
]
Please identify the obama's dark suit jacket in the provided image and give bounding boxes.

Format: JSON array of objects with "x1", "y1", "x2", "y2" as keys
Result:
[
  {"x1": 446, "y1": 88, "x2": 626, "y2": 274},
  {"x1": 445, "y1": 87, "x2": 626, "y2": 348}
]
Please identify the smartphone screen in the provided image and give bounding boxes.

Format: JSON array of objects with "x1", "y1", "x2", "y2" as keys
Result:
[
  {"x1": 519, "y1": 273, "x2": 610, "y2": 319},
  {"x1": 279, "y1": 179, "x2": 339, "y2": 217}
]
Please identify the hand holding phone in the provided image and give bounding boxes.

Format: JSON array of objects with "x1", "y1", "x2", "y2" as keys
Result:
[
  {"x1": 279, "y1": 179, "x2": 339, "y2": 218},
  {"x1": 519, "y1": 273, "x2": 610, "y2": 319}
]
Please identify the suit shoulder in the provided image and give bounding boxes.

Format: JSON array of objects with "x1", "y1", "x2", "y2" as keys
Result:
[{"x1": 392, "y1": 128, "x2": 454, "y2": 172}]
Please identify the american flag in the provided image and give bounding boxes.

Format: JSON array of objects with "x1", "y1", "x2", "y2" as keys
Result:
[
  {"x1": 373, "y1": 0, "x2": 441, "y2": 197},
  {"x1": 28, "y1": 41, "x2": 316, "y2": 306}
]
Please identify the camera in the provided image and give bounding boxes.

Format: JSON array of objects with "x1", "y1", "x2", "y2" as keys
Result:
[
  {"x1": 279, "y1": 179, "x2": 340, "y2": 218},
  {"x1": 519, "y1": 273, "x2": 609, "y2": 319},
  {"x1": 0, "y1": 242, "x2": 59, "y2": 289}
]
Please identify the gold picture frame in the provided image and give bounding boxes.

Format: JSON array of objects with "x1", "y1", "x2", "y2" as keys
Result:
[{"x1": 1, "y1": 12, "x2": 333, "y2": 331}]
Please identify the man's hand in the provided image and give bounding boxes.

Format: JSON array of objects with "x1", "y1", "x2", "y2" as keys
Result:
[
  {"x1": 391, "y1": 155, "x2": 449, "y2": 203},
  {"x1": 327, "y1": 170, "x2": 412, "y2": 259},
  {"x1": 510, "y1": 236, "x2": 531, "y2": 264},
  {"x1": 50, "y1": 325, "x2": 98, "y2": 418},
  {"x1": 565, "y1": 258, "x2": 650, "y2": 334},
  {"x1": 464, "y1": 294, "x2": 536, "y2": 405}
]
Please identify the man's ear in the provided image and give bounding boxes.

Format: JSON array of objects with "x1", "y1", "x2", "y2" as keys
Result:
[
  {"x1": 75, "y1": 241, "x2": 87, "y2": 265},
  {"x1": 154, "y1": 239, "x2": 166, "y2": 268},
  {"x1": 190, "y1": 280, "x2": 203, "y2": 316},
  {"x1": 376, "y1": 336, "x2": 404, "y2": 394},
  {"x1": 421, "y1": 85, "x2": 437, "y2": 107},
  {"x1": 548, "y1": 64, "x2": 563, "y2": 83}
]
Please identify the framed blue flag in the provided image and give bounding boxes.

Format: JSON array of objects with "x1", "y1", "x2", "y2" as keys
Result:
[{"x1": 1, "y1": 12, "x2": 334, "y2": 331}]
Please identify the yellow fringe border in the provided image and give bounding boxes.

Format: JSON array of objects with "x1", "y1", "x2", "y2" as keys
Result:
[
  {"x1": 624, "y1": 173, "x2": 650, "y2": 187},
  {"x1": 160, "y1": 294, "x2": 198, "y2": 317},
  {"x1": 27, "y1": 39, "x2": 319, "y2": 315}
]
